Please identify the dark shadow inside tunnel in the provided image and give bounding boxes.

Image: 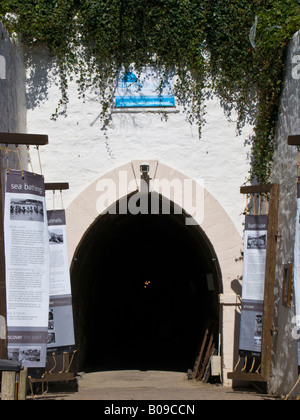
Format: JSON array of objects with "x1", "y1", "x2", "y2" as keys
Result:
[{"x1": 71, "y1": 194, "x2": 222, "y2": 373}]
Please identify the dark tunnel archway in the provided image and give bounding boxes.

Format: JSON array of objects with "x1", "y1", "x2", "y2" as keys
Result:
[{"x1": 71, "y1": 194, "x2": 222, "y2": 373}]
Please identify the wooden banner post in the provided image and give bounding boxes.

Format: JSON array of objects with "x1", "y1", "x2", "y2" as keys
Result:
[{"x1": 0, "y1": 133, "x2": 48, "y2": 361}]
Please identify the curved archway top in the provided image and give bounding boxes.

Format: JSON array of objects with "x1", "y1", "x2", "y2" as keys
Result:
[{"x1": 66, "y1": 160, "x2": 243, "y2": 295}]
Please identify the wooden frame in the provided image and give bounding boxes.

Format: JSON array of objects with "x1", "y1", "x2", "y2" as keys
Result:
[
  {"x1": 287, "y1": 135, "x2": 300, "y2": 146},
  {"x1": 240, "y1": 184, "x2": 273, "y2": 195},
  {"x1": 0, "y1": 132, "x2": 48, "y2": 146},
  {"x1": 0, "y1": 133, "x2": 49, "y2": 359},
  {"x1": 228, "y1": 183, "x2": 280, "y2": 383},
  {"x1": 45, "y1": 183, "x2": 69, "y2": 191}
]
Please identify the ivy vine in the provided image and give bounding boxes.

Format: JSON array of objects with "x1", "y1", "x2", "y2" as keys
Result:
[{"x1": 1, "y1": 0, "x2": 300, "y2": 182}]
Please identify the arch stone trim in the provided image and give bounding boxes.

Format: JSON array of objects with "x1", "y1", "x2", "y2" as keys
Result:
[
  {"x1": 66, "y1": 161, "x2": 243, "y2": 385},
  {"x1": 67, "y1": 161, "x2": 243, "y2": 288}
]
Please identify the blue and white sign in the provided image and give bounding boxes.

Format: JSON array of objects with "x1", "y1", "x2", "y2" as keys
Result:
[{"x1": 115, "y1": 68, "x2": 175, "y2": 108}]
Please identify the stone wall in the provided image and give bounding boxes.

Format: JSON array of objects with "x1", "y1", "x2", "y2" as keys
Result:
[
  {"x1": 269, "y1": 30, "x2": 300, "y2": 397},
  {"x1": 0, "y1": 22, "x2": 27, "y2": 186}
]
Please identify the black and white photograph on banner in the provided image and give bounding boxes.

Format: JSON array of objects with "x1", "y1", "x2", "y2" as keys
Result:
[
  {"x1": 7, "y1": 343, "x2": 43, "y2": 366},
  {"x1": 19, "y1": 346, "x2": 42, "y2": 364},
  {"x1": 10, "y1": 198, "x2": 44, "y2": 223},
  {"x1": 247, "y1": 234, "x2": 267, "y2": 250},
  {"x1": 49, "y1": 228, "x2": 64, "y2": 244},
  {"x1": 7, "y1": 347, "x2": 20, "y2": 362}
]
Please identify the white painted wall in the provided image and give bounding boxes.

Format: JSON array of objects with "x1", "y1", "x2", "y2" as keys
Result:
[{"x1": 26, "y1": 47, "x2": 253, "y2": 236}]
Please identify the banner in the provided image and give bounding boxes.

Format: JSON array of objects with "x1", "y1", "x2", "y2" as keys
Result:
[
  {"x1": 239, "y1": 214, "x2": 268, "y2": 358},
  {"x1": 47, "y1": 210, "x2": 75, "y2": 354},
  {"x1": 293, "y1": 180, "x2": 300, "y2": 367},
  {"x1": 115, "y1": 68, "x2": 175, "y2": 108},
  {"x1": 4, "y1": 170, "x2": 50, "y2": 368}
]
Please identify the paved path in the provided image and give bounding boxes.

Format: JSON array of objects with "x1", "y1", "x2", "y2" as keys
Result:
[{"x1": 42, "y1": 370, "x2": 274, "y2": 401}]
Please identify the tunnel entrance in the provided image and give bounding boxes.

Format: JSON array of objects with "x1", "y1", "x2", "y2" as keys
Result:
[{"x1": 71, "y1": 194, "x2": 222, "y2": 373}]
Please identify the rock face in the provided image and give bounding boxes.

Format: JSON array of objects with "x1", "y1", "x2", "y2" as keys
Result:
[{"x1": 269, "y1": 30, "x2": 300, "y2": 398}]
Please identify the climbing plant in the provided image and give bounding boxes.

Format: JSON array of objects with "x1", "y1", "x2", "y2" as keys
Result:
[{"x1": 1, "y1": 0, "x2": 300, "y2": 182}]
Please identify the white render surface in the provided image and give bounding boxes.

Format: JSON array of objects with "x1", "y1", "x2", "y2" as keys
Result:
[{"x1": 25, "y1": 49, "x2": 252, "y2": 235}]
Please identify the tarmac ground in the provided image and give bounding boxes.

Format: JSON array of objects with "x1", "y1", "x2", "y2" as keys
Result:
[{"x1": 35, "y1": 370, "x2": 275, "y2": 401}]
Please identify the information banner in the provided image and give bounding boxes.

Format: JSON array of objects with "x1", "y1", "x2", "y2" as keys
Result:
[
  {"x1": 239, "y1": 214, "x2": 268, "y2": 358},
  {"x1": 47, "y1": 210, "x2": 75, "y2": 354},
  {"x1": 293, "y1": 180, "x2": 300, "y2": 367},
  {"x1": 4, "y1": 170, "x2": 50, "y2": 368}
]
